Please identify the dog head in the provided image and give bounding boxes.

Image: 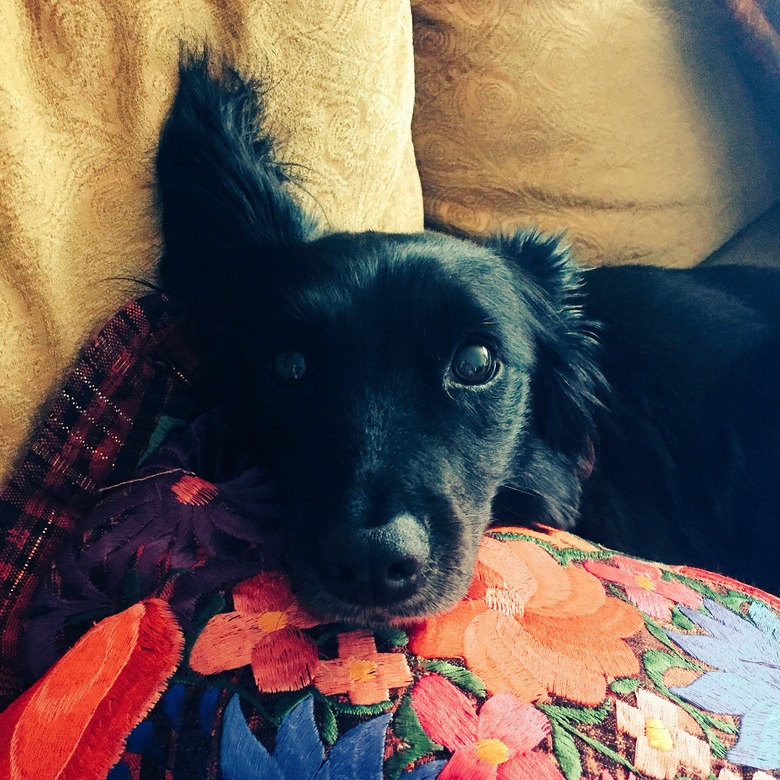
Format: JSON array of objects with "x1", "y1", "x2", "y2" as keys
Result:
[{"x1": 157, "y1": 56, "x2": 601, "y2": 623}]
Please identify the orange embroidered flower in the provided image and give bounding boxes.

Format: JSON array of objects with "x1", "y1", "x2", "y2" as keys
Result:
[
  {"x1": 314, "y1": 630, "x2": 412, "y2": 704},
  {"x1": 409, "y1": 537, "x2": 643, "y2": 706},
  {"x1": 0, "y1": 600, "x2": 182, "y2": 780},
  {"x1": 615, "y1": 689, "x2": 711, "y2": 780},
  {"x1": 582, "y1": 556, "x2": 703, "y2": 622},
  {"x1": 189, "y1": 571, "x2": 321, "y2": 693}
]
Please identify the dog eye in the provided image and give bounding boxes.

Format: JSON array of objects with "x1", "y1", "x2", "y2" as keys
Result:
[
  {"x1": 271, "y1": 350, "x2": 307, "y2": 384},
  {"x1": 450, "y1": 343, "x2": 499, "y2": 385}
]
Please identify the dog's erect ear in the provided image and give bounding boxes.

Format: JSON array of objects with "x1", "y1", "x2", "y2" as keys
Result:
[
  {"x1": 156, "y1": 51, "x2": 318, "y2": 308},
  {"x1": 487, "y1": 230, "x2": 603, "y2": 460}
]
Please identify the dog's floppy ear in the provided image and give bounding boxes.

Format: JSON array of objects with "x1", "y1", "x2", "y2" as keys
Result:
[
  {"x1": 156, "y1": 51, "x2": 317, "y2": 309},
  {"x1": 487, "y1": 230, "x2": 603, "y2": 460}
]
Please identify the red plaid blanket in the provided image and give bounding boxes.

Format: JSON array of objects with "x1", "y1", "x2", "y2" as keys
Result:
[{"x1": 0, "y1": 294, "x2": 197, "y2": 707}]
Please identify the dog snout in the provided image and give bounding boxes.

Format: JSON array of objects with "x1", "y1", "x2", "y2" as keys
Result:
[{"x1": 319, "y1": 513, "x2": 430, "y2": 606}]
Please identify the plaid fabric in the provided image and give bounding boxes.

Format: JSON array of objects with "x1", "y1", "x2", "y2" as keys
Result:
[{"x1": 0, "y1": 294, "x2": 198, "y2": 708}]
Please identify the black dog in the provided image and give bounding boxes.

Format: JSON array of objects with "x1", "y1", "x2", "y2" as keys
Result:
[{"x1": 157, "y1": 55, "x2": 780, "y2": 623}]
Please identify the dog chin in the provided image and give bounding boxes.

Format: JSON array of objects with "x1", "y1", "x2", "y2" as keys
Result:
[{"x1": 291, "y1": 572, "x2": 471, "y2": 627}]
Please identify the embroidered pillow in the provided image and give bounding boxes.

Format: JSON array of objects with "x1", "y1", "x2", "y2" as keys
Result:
[{"x1": 3, "y1": 296, "x2": 780, "y2": 780}]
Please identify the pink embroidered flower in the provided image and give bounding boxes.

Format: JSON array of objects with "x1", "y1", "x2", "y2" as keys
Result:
[
  {"x1": 189, "y1": 571, "x2": 321, "y2": 693},
  {"x1": 411, "y1": 673, "x2": 565, "y2": 780},
  {"x1": 582, "y1": 556, "x2": 702, "y2": 621}
]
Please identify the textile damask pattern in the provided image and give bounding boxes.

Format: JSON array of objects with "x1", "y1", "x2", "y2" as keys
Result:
[
  {"x1": 2, "y1": 295, "x2": 780, "y2": 780},
  {"x1": 411, "y1": 0, "x2": 780, "y2": 269},
  {"x1": 0, "y1": 0, "x2": 422, "y2": 483}
]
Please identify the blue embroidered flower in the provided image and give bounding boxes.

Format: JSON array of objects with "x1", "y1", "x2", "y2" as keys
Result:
[
  {"x1": 221, "y1": 694, "x2": 443, "y2": 779},
  {"x1": 666, "y1": 599, "x2": 780, "y2": 770}
]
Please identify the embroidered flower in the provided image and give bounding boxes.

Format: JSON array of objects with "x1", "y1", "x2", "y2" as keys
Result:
[
  {"x1": 82, "y1": 413, "x2": 286, "y2": 579},
  {"x1": 25, "y1": 413, "x2": 286, "y2": 674},
  {"x1": 411, "y1": 673, "x2": 564, "y2": 779},
  {"x1": 0, "y1": 600, "x2": 182, "y2": 780},
  {"x1": 582, "y1": 556, "x2": 703, "y2": 622},
  {"x1": 666, "y1": 599, "x2": 780, "y2": 770},
  {"x1": 220, "y1": 693, "x2": 391, "y2": 779},
  {"x1": 615, "y1": 688, "x2": 711, "y2": 779},
  {"x1": 189, "y1": 571, "x2": 321, "y2": 693},
  {"x1": 314, "y1": 630, "x2": 413, "y2": 704},
  {"x1": 409, "y1": 536, "x2": 643, "y2": 705},
  {"x1": 717, "y1": 770, "x2": 777, "y2": 780}
]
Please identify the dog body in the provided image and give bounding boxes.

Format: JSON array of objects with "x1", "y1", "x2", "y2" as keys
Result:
[{"x1": 157, "y1": 57, "x2": 780, "y2": 622}]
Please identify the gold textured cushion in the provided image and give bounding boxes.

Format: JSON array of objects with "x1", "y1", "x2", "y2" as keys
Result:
[
  {"x1": 412, "y1": 0, "x2": 780, "y2": 267},
  {"x1": 0, "y1": 0, "x2": 422, "y2": 481}
]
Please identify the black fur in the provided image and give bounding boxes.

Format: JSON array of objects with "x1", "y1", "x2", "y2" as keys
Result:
[{"x1": 157, "y1": 55, "x2": 780, "y2": 622}]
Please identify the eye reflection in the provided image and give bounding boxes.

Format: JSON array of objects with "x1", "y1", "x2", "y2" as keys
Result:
[
  {"x1": 271, "y1": 351, "x2": 307, "y2": 384},
  {"x1": 451, "y1": 343, "x2": 499, "y2": 385}
]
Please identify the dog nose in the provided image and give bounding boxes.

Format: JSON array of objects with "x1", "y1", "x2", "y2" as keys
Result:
[{"x1": 319, "y1": 513, "x2": 430, "y2": 606}]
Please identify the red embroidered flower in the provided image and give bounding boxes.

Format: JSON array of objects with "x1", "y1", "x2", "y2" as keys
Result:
[
  {"x1": 582, "y1": 556, "x2": 702, "y2": 622},
  {"x1": 170, "y1": 474, "x2": 220, "y2": 506},
  {"x1": 314, "y1": 630, "x2": 412, "y2": 704},
  {"x1": 412, "y1": 673, "x2": 564, "y2": 780},
  {"x1": 409, "y1": 536, "x2": 643, "y2": 705},
  {"x1": 189, "y1": 571, "x2": 321, "y2": 693}
]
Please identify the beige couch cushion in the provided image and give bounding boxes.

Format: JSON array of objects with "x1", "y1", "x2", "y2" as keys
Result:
[
  {"x1": 412, "y1": 0, "x2": 780, "y2": 267},
  {"x1": 0, "y1": 0, "x2": 422, "y2": 481}
]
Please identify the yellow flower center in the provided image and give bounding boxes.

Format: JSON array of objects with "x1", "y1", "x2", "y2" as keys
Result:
[
  {"x1": 474, "y1": 738, "x2": 510, "y2": 765},
  {"x1": 347, "y1": 659, "x2": 378, "y2": 684},
  {"x1": 256, "y1": 610, "x2": 289, "y2": 633},
  {"x1": 645, "y1": 718, "x2": 674, "y2": 751},
  {"x1": 634, "y1": 574, "x2": 657, "y2": 591}
]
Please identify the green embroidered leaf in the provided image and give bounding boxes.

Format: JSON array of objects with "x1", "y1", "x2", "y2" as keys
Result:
[
  {"x1": 488, "y1": 531, "x2": 612, "y2": 567},
  {"x1": 609, "y1": 677, "x2": 641, "y2": 695},
  {"x1": 718, "y1": 591, "x2": 750, "y2": 613},
  {"x1": 538, "y1": 697, "x2": 611, "y2": 726},
  {"x1": 275, "y1": 690, "x2": 311, "y2": 720},
  {"x1": 385, "y1": 695, "x2": 442, "y2": 780},
  {"x1": 643, "y1": 649, "x2": 699, "y2": 678},
  {"x1": 643, "y1": 615, "x2": 683, "y2": 652},
  {"x1": 551, "y1": 547, "x2": 613, "y2": 567},
  {"x1": 329, "y1": 699, "x2": 393, "y2": 716},
  {"x1": 551, "y1": 720, "x2": 640, "y2": 776},
  {"x1": 375, "y1": 625, "x2": 409, "y2": 647},
  {"x1": 489, "y1": 531, "x2": 531, "y2": 542},
  {"x1": 138, "y1": 415, "x2": 187, "y2": 465},
  {"x1": 702, "y1": 713, "x2": 738, "y2": 735},
  {"x1": 120, "y1": 568, "x2": 142, "y2": 608},
  {"x1": 550, "y1": 721, "x2": 582, "y2": 780},
  {"x1": 419, "y1": 660, "x2": 486, "y2": 697},
  {"x1": 670, "y1": 606, "x2": 696, "y2": 631},
  {"x1": 320, "y1": 698, "x2": 338, "y2": 746}
]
